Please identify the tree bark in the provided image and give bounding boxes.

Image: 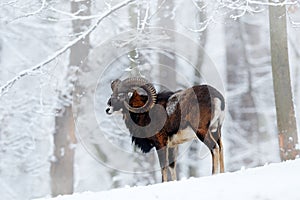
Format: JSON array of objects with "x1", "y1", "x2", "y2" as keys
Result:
[
  {"x1": 268, "y1": 1, "x2": 299, "y2": 160},
  {"x1": 51, "y1": 0, "x2": 91, "y2": 196},
  {"x1": 225, "y1": 15, "x2": 261, "y2": 171},
  {"x1": 51, "y1": 106, "x2": 76, "y2": 197},
  {"x1": 188, "y1": 0, "x2": 207, "y2": 177},
  {"x1": 157, "y1": 0, "x2": 177, "y2": 91},
  {"x1": 128, "y1": 2, "x2": 158, "y2": 185},
  {"x1": 194, "y1": 1, "x2": 207, "y2": 84}
]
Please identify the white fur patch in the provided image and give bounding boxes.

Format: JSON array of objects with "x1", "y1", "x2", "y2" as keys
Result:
[
  {"x1": 166, "y1": 94, "x2": 180, "y2": 116},
  {"x1": 107, "y1": 106, "x2": 123, "y2": 115},
  {"x1": 210, "y1": 98, "x2": 225, "y2": 132},
  {"x1": 168, "y1": 126, "x2": 196, "y2": 147}
]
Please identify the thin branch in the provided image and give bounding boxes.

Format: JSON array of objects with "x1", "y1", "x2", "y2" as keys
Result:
[
  {"x1": 147, "y1": 0, "x2": 167, "y2": 21},
  {"x1": 287, "y1": 12, "x2": 300, "y2": 27},
  {"x1": 230, "y1": 0, "x2": 249, "y2": 20},
  {"x1": 49, "y1": 6, "x2": 84, "y2": 17},
  {"x1": 139, "y1": 1, "x2": 150, "y2": 31},
  {"x1": 8, "y1": 0, "x2": 47, "y2": 23},
  {"x1": 290, "y1": 20, "x2": 300, "y2": 27},
  {"x1": 0, "y1": 0, "x2": 17, "y2": 7},
  {"x1": 49, "y1": 6, "x2": 105, "y2": 21},
  {"x1": 187, "y1": 12, "x2": 217, "y2": 33},
  {"x1": 191, "y1": 0, "x2": 208, "y2": 11},
  {"x1": 216, "y1": 0, "x2": 298, "y2": 20},
  {"x1": 248, "y1": 0, "x2": 298, "y2": 6},
  {"x1": 0, "y1": 0, "x2": 136, "y2": 97},
  {"x1": 186, "y1": 1, "x2": 220, "y2": 33}
]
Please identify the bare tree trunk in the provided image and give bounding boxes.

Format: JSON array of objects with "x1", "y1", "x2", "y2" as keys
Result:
[
  {"x1": 127, "y1": 3, "x2": 158, "y2": 185},
  {"x1": 158, "y1": 0, "x2": 176, "y2": 91},
  {"x1": 188, "y1": 0, "x2": 207, "y2": 177},
  {"x1": 51, "y1": 106, "x2": 76, "y2": 197},
  {"x1": 194, "y1": 1, "x2": 207, "y2": 84},
  {"x1": 225, "y1": 15, "x2": 260, "y2": 171},
  {"x1": 50, "y1": 0, "x2": 91, "y2": 196},
  {"x1": 268, "y1": 1, "x2": 299, "y2": 160},
  {"x1": 0, "y1": 38, "x2": 2, "y2": 63}
]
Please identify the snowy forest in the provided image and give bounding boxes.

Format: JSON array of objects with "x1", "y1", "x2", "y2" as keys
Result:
[{"x1": 0, "y1": 0, "x2": 300, "y2": 199}]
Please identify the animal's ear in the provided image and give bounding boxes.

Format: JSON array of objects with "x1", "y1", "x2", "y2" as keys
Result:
[
  {"x1": 111, "y1": 79, "x2": 121, "y2": 91},
  {"x1": 127, "y1": 91, "x2": 134, "y2": 99},
  {"x1": 130, "y1": 90, "x2": 139, "y2": 98}
]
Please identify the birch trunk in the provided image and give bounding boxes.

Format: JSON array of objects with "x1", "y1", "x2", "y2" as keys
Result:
[{"x1": 268, "y1": 1, "x2": 299, "y2": 160}]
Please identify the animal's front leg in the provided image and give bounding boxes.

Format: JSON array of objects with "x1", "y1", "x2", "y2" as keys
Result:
[
  {"x1": 157, "y1": 147, "x2": 169, "y2": 182},
  {"x1": 168, "y1": 146, "x2": 178, "y2": 181}
]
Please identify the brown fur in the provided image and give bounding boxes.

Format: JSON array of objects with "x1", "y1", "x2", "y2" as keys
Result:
[{"x1": 107, "y1": 84, "x2": 225, "y2": 181}]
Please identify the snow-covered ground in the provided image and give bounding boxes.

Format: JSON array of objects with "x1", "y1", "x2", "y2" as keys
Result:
[{"x1": 36, "y1": 159, "x2": 300, "y2": 200}]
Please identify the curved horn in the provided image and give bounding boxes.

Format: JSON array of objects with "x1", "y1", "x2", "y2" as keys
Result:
[{"x1": 119, "y1": 77, "x2": 157, "y2": 113}]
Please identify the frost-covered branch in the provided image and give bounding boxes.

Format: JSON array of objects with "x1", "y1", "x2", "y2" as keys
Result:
[
  {"x1": 290, "y1": 19, "x2": 300, "y2": 27},
  {"x1": 248, "y1": 0, "x2": 297, "y2": 6},
  {"x1": 0, "y1": 0, "x2": 136, "y2": 97},
  {"x1": 49, "y1": 6, "x2": 85, "y2": 19},
  {"x1": 183, "y1": 1, "x2": 218, "y2": 32},
  {"x1": 49, "y1": 6, "x2": 114, "y2": 21},
  {"x1": 187, "y1": 13, "x2": 216, "y2": 32},
  {"x1": 8, "y1": 0, "x2": 47, "y2": 22},
  {"x1": 217, "y1": 0, "x2": 298, "y2": 20},
  {"x1": 0, "y1": 0, "x2": 17, "y2": 7},
  {"x1": 147, "y1": 0, "x2": 167, "y2": 21},
  {"x1": 139, "y1": 1, "x2": 150, "y2": 31},
  {"x1": 288, "y1": 13, "x2": 300, "y2": 28}
]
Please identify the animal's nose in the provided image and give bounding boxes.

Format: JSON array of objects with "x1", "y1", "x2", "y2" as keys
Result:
[{"x1": 106, "y1": 107, "x2": 112, "y2": 115}]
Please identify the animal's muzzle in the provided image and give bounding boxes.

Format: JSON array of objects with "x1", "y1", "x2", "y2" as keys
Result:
[{"x1": 106, "y1": 107, "x2": 113, "y2": 115}]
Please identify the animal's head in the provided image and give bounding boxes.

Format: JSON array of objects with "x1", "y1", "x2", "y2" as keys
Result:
[{"x1": 106, "y1": 77, "x2": 157, "y2": 115}]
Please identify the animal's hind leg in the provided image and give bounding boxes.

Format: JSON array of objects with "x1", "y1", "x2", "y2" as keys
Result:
[
  {"x1": 210, "y1": 130, "x2": 221, "y2": 174},
  {"x1": 202, "y1": 130, "x2": 220, "y2": 174},
  {"x1": 218, "y1": 138, "x2": 225, "y2": 173},
  {"x1": 168, "y1": 146, "x2": 178, "y2": 181},
  {"x1": 195, "y1": 127, "x2": 221, "y2": 174},
  {"x1": 211, "y1": 146, "x2": 220, "y2": 174}
]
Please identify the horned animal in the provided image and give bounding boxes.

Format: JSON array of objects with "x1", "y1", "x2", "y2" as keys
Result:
[{"x1": 106, "y1": 77, "x2": 225, "y2": 182}]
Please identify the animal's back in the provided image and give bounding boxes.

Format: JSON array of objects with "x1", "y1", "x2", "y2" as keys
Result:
[{"x1": 166, "y1": 85, "x2": 225, "y2": 141}]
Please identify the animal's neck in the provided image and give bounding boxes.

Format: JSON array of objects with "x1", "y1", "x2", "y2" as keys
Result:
[{"x1": 129, "y1": 91, "x2": 148, "y2": 108}]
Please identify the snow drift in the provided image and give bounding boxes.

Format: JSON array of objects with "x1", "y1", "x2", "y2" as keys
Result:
[{"x1": 37, "y1": 159, "x2": 300, "y2": 200}]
